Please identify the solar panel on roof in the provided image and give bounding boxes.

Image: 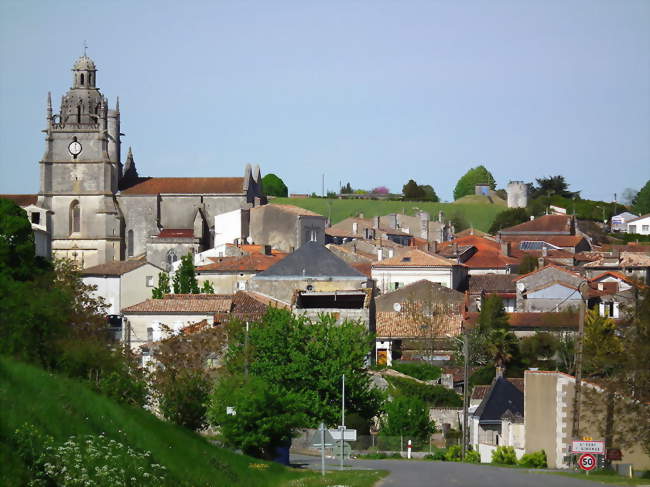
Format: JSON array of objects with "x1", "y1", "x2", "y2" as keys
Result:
[{"x1": 518, "y1": 241, "x2": 561, "y2": 251}]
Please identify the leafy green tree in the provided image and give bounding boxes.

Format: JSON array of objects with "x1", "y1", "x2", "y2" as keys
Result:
[
  {"x1": 633, "y1": 179, "x2": 650, "y2": 215},
  {"x1": 402, "y1": 179, "x2": 425, "y2": 200},
  {"x1": 200, "y1": 280, "x2": 215, "y2": 294},
  {"x1": 531, "y1": 175, "x2": 578, "y2": 199},
  {"x1": 152, "y1": 271, "x2": 171, "y2": 298},
  {"x1": 519, "y1": 332, "x2": 559, "y2": 363},
  {"x1": 518, "y1": 254, "x2": 538, "y2": 275},
  {"x1": 420, "y1": 184, "x2": 439, "y2": 202},
  {"x1": 172, "y1": 254, "x2": 199, "y2": 294},
  {"x1": 478, "y1": 295, "x2": 509, "y2": 332},
  {"x1": 208, "y1": 375, "x2": 308, "y2": 459},
  {"x1": 488, "y1": 208, "x2": 529, "y2": 234},
  {"x1": 453, "y1": 165, "x2": 496, "y2": 200},
  {"x1": 341, "y1": 182, "x2": 353, "y2": 194},
  {"x1": 224, "y1": 308, "x2": 382, "y2": 426},
  {"x1": 261, "y1": 173, "x2": 288, "y2": 197},
  {"x1": 582, "y1": 309, "x2": 624, "y2": 376},
  {"x1": 380, "y1": 396, "x2": 435, "y2": 441}
]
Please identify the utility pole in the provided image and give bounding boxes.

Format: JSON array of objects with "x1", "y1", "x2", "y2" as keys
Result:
[
  {"x1": 571, "y1": 281, "x2": 588, "y2": 441},
  {"x1": 322, "y1": 174, "x2": 325, "y2": 198},
  {"x1": 340, "y1": 374, "x2": 345, "y2": 471},
  {"x1": 462, "y1": 329, "x2": 469, "y2": 460}
]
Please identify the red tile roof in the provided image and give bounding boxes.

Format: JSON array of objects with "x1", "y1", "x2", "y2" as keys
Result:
[
  {"x1": 157, "y1": 229, "x2": 194, "y2": 238},
  {"x1": 122, "y1": 294, "x2": 232, "y2": 313},
  {"x1": 376, "y1": 307, "x2": 462, "y2": 338},
  {"x1": 464, "y1": 311, "x2": 580, "y2": 329},
  {"x1": 196, "y1": 253, "x2": 287, "y2": 273},
  {"x1": 120, "y1": 177, "x2": 245, "y2": 195},
  {"x1": 373, "y1": 248, "x2": 459, "y2": 268},
  {"x1": 0, "y1": 194, "x2": 38, "y2": 207},
  {"x1": 438, "y1": 235, "x2": 518, "y2": 269},
  {"x1": 499, "y1": 214, "x2": 572, "y2": 234},
  {"x1": 351, "y1": 262, "x2": 373, "y2": 278},
  {"x1": 81, "y1": 258, "x2": 152, "y2": 276}
]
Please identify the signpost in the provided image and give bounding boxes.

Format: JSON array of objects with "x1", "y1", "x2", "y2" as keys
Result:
[
  {"x1": 578, "y1": 453, "x2": 597, "y2": 472},
  {"x1": 311, "y1": 423, "x2": 334, "y2": 477},
  {"x1": 329, "y1": 428, "x2": 357, "y2": 442},
  {"x1": 572, "y1": 440, "x2": 605, "y2": 454}
]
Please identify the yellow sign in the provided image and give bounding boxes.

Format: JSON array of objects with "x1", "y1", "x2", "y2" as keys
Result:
[{"x1": 582, "y1": 436, "x2": 593, "y2": 441}]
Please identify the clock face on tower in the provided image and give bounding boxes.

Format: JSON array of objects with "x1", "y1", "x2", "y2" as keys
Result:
[{"x1": 68, "y1": 141, "x2": 82, "y2": 156}]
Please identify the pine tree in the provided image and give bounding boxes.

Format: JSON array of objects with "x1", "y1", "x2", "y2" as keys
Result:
[{"x1": 152, "y1": 272, "x2": 171, "y2": 299}]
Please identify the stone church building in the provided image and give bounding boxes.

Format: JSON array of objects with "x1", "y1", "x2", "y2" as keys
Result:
[{"x1": 11, "y1": 54, "x2": 266, "y2": 269}]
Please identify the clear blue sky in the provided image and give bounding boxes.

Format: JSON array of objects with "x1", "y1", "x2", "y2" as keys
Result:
[{"x1": 1, "y1": 0, "x2": 648, "y2": 202}]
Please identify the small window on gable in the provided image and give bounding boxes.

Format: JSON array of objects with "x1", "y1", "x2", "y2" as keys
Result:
[
  {"x1": 146, "y1": 276, "x2": 154, "y2": 287},
  {"x1": 31, "y1": 212, "x2": 40, "y2": 225}
]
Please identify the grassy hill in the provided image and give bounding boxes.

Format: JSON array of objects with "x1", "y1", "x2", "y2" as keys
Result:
[
  {"x1": 452, "y1": 194, "x2": 507, "y2": 206},
  {"x1": 0, "y1": 357, "x2": 384, "y2": 486},
  {"x1": 272, "y1": 197, "x2": 505, "y2": 232}
]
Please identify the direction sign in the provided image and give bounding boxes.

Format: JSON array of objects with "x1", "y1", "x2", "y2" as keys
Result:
[
  {"x1": 311, "y1": 426, "x2": 335, "y2": 447},
  {"x1": 572, "y1": 440, "x2": 605, "y2": 454},
  {"x1": 578, "y1": 453, "x2": 597, "y2": 471},
  {"x1": 329, "y1": 428, "x2": 357, "y2": 442}
]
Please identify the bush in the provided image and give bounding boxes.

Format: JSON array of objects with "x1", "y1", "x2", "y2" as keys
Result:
[
  {"x1": 157, "y1": 370, "x2": 212, "y2": 431},
  {"x1": 444, "y1": 445, "x2": 462, "y2": 462},
  {"x1": 491, "y1": 445, "x2": 517, "y2": 465},
  {"x1": 380, "y1": 396, "x2": 435, "y2": 443},
  {"x1": 391, "y1": 361, "x2": 442, "y2": 381},
  {"x1": 517, "y1": 450, "x2": 547, "y2": 468},
  {"x1": 386, "y1": 375, "x2": 462, "y2": 407},
  {"x1": 465, "y1": 449, "x2": 481, "y2": 463},
  {"x1": 430, "y1": 449, "x2": 447, "y2": 461}
]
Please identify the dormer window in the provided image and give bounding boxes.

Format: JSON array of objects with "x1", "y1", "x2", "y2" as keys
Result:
[
  {"x1": 401, "y1": 257, "x2": 411, "y2": 262},
  {"x1": 31, "y1": 212, "x2": 40, "y2": 225}
]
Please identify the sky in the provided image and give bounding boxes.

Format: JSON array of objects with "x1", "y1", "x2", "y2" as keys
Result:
[{"x1": 0, "y1": 0, "x2": 648, "y2": 202}]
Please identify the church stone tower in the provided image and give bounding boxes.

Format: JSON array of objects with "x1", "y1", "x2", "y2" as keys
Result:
[{"x1": 38, "y1": 54, "x2": 123, "y2": 267}]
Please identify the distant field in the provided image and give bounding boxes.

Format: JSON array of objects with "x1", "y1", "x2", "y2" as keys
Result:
[{"x1": 272, "y1": 197, "x2": 506, "y2": 232}]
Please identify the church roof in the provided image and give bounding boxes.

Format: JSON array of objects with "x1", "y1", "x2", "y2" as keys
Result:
[
  {"x1": 0, "y1": 194, "x2": 38, "y2": 207},
  {"x1": 254, "y1": 241, "x2": 367, "y2": 280},
  {"x1": 73, "y1": 55, "x2": 96, "y2": 71},
  {"x1": 120, "y1": 177, "x2": 245, "y2": 195}
]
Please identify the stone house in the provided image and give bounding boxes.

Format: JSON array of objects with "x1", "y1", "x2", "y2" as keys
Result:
[
  {"x1": 583, "y1": 252, "x2": 650, "y2": 285},
  {"x1": 249, "y1": 204, "x2": 326, "y2": 253},
  {"x1": 292, "y1": 288, "x2": 374, "y2": 331},
  {"x1": 627, "y1": 213, "x2": 650, "y2": 235},
  {"x1": 371, "y1": 248, "x2": 468, "y2": 293},
  {"x1": 514, "y1": 264, "x2": 588, "y2": 312},
  {"x1": 436, "y1": 235, "x2": 518, "y2": 275},
  {"x1": 468, "y1": 274, "x2": 518, "y2": 312}
]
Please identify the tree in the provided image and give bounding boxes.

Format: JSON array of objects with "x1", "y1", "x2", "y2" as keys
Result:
[
  {"x1": 518, "y1": 254, "x2": 539, "y2": 275},
  {"x1": 531, "y1": 175, "x2": 578, "y2": 199},
  {"x1": 341, "y1": 182, "x2": 353, "y2": 194},
  {"x1": 488, "y1": 208, "x2": 529, "y2": 234},
  {"x1": 261, "y1": 173, "x2": 288, "y2": 197},
  {"x1": 402, "y1": 179, "x2": 425, "y2": 201},
  {"x1": 380, "y1": 396, "x2": 435, "y2": 443},
  {"x1": 519, "y1": 332, "x2": 559, "y2": 364},
  {"x1": 632, "y1": 179, "x2": 650, "y2": 215},
  {"x1": 371, "y1": 186, "x2": 390, "y2": 194},
  {"x1": 453, "y1": 165, "x2": 496, "y2": 200},
  {"x1": 486, "y1": 328, "x2": 518, "y2": 371},
  {"x1": 420, "y1": 184, "x2": 439, "y2": 202},
  {"x1": 152, "y1": 271, "x2": 171, "y2": 298},
  {"x1": 172, "y1": 254, "x2": 199, "y2": 294},
  {"x1": 223, "y1": 308, "x2": 382, "y2": 426},
  {"x1": 200, "y1": 280, "x2": 215, "y2": 294},
  {"x1": 478, "y1": 295, "x2": 509, "y2": 332},
  {"x1": 208, "y1": 375, "x2": 308, "y2": 459}
]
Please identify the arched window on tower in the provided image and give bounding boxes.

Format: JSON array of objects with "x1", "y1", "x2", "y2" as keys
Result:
[
  {"x1": 166, "y1": 250, "x2": 178, "y2": 270},
  {"x1": 80, "y1": 73, "x2": 84, "y2": 86},
  {"x1": 77, "y1": 105, "x2": 81, "y2": 124},
  {"x1": 70, "y1": 201, "x2": 80, "y2": 234},
  {"x1": 127, "y1": 230, "x2": 134, "y2": 257}
]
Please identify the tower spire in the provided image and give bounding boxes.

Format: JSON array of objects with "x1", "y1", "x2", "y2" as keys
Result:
[
  {"x1": 116, "y1": 96, "x2": 120, "y2": 113},
  {"x1": 47, "y1": 92, "x2": 52, "y2": 119},
  {"x1": 83, "y1": 40, "x2": 88, "y2": 57}
]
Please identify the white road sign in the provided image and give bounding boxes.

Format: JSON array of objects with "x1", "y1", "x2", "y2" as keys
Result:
[
  {"x1": 572, "y1": 440, "x2": 605, "y2": 454},
  {"x1": 329, "y1": 428, "x2": 357, "y2": 442}
]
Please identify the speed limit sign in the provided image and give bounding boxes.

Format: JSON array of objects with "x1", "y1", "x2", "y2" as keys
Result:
[{"x1": 578, "y1": 453, "x2": 596, "y2": 471}]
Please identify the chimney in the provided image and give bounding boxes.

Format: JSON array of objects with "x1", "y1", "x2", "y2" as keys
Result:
[
  {"x1": 358, "y1": 213, "x2": 364, "y2": 219},
  {"x1": 264, "y1": 245, "x2": 272, "y2": 255},
  {"x1": 538, "y1": 257, "x2": 544, "y2": 268},
  {"x1": 377, "y1": 249, "x2": 383, "y2": 261},
  {"x1": 373, "y1": 216, "x2": 380, "y2": 229},
  {"x1": 432, "y1": 240, "x2": 438, "y2": 254},
  {"x1": 453, "y1": 242, "x2": 458, "y2": 256},
  {"x1": 530, "y1": 215, "x2": 535, "y2": 221},
  {"x1": 500, "y1": 241, "x2": 510, "y2": 257},
  {"x1": 542, "y1": 245, "x2": 548, "y2": 257}
]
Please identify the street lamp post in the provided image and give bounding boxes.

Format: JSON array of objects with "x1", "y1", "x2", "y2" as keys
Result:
[
  {"x1": 447, "y1": 331, "x2": 469, "y2": 460},
  {"x1": 571, "y1": 280, "x2": 589, "y2": 442}
]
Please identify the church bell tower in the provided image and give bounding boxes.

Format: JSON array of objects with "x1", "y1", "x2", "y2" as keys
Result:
[{"x1": 38, "y1": 52, "x2": 124, "y2": 267}]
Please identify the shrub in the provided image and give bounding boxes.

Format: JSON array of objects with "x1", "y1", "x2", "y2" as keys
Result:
[
  {"x1": 391, "y1": 361, "x2": 442, "y2": 381},
  {"x1": 380, "y1": 396, "x2": 435, "y2": 442},
  {"x1": 444, "y1": 445, "x2": 462, "y2": 462},
  {"x1": 386, "y1": 375, "x2": 462, "y2": 407},
  {"x1": 431, "y1": 449, "x2": 447, "y2": 461},
  {"x1": 465, "y1": 449, "x2": 481, "y2": 463},
  {"x1": 517, "y1": 450, "x2": 547, "y2": 468},
  {"x1": 491, "y1": 445, "x2": 517, "y2": 465}
]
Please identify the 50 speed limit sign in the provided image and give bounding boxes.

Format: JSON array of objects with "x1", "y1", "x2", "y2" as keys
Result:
[{"x1": 578, "y1": 453, "x2": 597, "y2": 471}]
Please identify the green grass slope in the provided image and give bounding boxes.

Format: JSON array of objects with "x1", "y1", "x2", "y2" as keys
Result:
[
  {"x1": 453, "y1": 194, "x2": 506, "y2": 206},
  {"x1": 272, "y1": 197, "x2": 505, "y2": 232},
  {"x1": 0, "y1": 357, "x2": 380, "y2": 487}
]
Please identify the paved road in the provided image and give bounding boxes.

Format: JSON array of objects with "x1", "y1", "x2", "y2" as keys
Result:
[{"x1": 291, "y1": 454, "x2": 617, "y2": 487}]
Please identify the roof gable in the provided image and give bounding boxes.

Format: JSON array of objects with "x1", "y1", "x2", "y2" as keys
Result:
[
  {"x1": 254, "y1": 242, "x2": 367, "y2": 279},
  {"x1": 474, "y1": 377, "x2": 524, "y2": 422},
  {"x1": 373, "y1": 248, "x2": 457, "y2": 268},
  {"x1": 120, "y1": 177, "x2": 245, "y2": 195},
  {"x1": 499, "y1": 214, "x2": 573, "y2": 235}
]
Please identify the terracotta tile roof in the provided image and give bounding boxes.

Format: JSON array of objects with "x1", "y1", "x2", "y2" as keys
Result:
[
  {"x1": 438, "y1": 235, "x2": 518, "y2": 269},
  {"x1": 584, "y1": 252, "x2": 650, "y2": 268},
  {"x1": 253, "y1": 204, "x2": 323, "y2": 217},
  {"x1": 376, "y1": 303, "x2": 462, "y2": 338},
  {"x1": 244, "y1": 290, "x2": 291, "y2": 309},
  {"x1": 120, "y1": 177, "x2": 245, "y2": 195},
  {"x1": 157, "y1": 229, "x2": 194, "y2": 238},
  {"x1": 574, "y1": 251, "x2": 604, "y2": 262},
  {"x1": 509, "y1": 248, "x2": 576, "y2": 260},
  {"x1": 373, "y1": 248, "x2": 459, "y2": 268},
  {"x1": 514, "y1": 263, "x2": 584, "y2": 281},
  {"x1": 326, "y1": 227, "x2": 359, "y2": 238},
  {"x1": 351, "y1": 262, "x2": 373, "y2": 278},
  {"x1": 468, "y1": 274, "x2": 518, "y2": 294},
  {"x1": 81, "y1": 258, "x2": 151, "y2": 276},
  {"x1": 326, "y1": 244, "x2": 376, "y2": 262},
  {"x1": 224, "y1": 244, "x2": 285, "y2": 256},
  {"x1": 442, "y1": 365, "x2": 480, "y2": 383},
  {"x1": 0, "y1": 194, "x2": 38, "y2": 207},
  {"x1": 197, "y1": 253, "x2": 287, "y2": 272},
  {"x1": 499, "y1": 214, "x2": 572, "y2": 234},
  {"x1": 122, "y1": 294, "x2": 232, "y2": 313},
  {"x1": 471, "y1": 385, "x2": 491, "y2": 400},
  {"x1": 464, "y1": 311, "x2": 580, "y2": 329},
  {"x1": 590, "y1": 271, "x2": 638, "y2": 286},
  {"x1": 213, "y1": 291, "x2": 268, "y2": 323},
  {"x1": 602, "y1": 243, "x2": 650, "y2": 253}
]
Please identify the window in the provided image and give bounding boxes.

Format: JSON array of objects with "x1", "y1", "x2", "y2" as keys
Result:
[
  {"x1": 80, "y1": 73, "x2": 84, "y2": 85},
  {"x1": 69, "y1": 201, "x2": 80, "y2": 234},
  {"x1": 146, "y1": 276, "x2": 154, "y2": 287},
  {"x1": 166, "y1": 250, "x2": 177, "y2": 269},
  {"x1": 147, "y1": 327, "x2": 154, "y2": 342},
  {"x1": 127, "y1": 229, "x2": 134, "y2": 257},
  {"x1": 77, "y1": 105, "x2": 81, "y2": 124},
  {"x1": 643, "y1": 225, "x2": 649, "y2": 232},
  {"x1": 629, "y1": 225, "x2": 637, "y2": 233},
  {"x1": 31, "y1": 212, "x2": 40, "y2": 224}
]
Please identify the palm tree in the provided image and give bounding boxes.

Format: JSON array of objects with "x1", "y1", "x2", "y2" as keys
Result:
[{"x1": 487, "y1": 328, "x2": 518, "y2": 375}]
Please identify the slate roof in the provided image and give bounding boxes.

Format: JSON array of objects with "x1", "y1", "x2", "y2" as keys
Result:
[
  {"x1": 498, "y1": 214, "x2": 573, "y2": 235},
  {"x1": 253, "y1": 241, "x2": 367, "y2": 279},
  {"x1": 372, "y1": 248, "x2": 458, "y2": 268},
  {"x1": 474, "y1": 377, "x2": 524, "y2": 423},
  {"x1": 468, "y1": 274, "x2": 518, "y2": 294},
  {"x1": 0, "y1": 194, "x2": 38, "y2": 207},
  {"x1": 120, "y1": 177, "x2": 245, "y2": 195},
  {"x1": 196, "y1": 253, "x2": 287, "y2": 273},
  {"x1": 81, "y1": 259, "x2": 154, "y2": 277}
]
